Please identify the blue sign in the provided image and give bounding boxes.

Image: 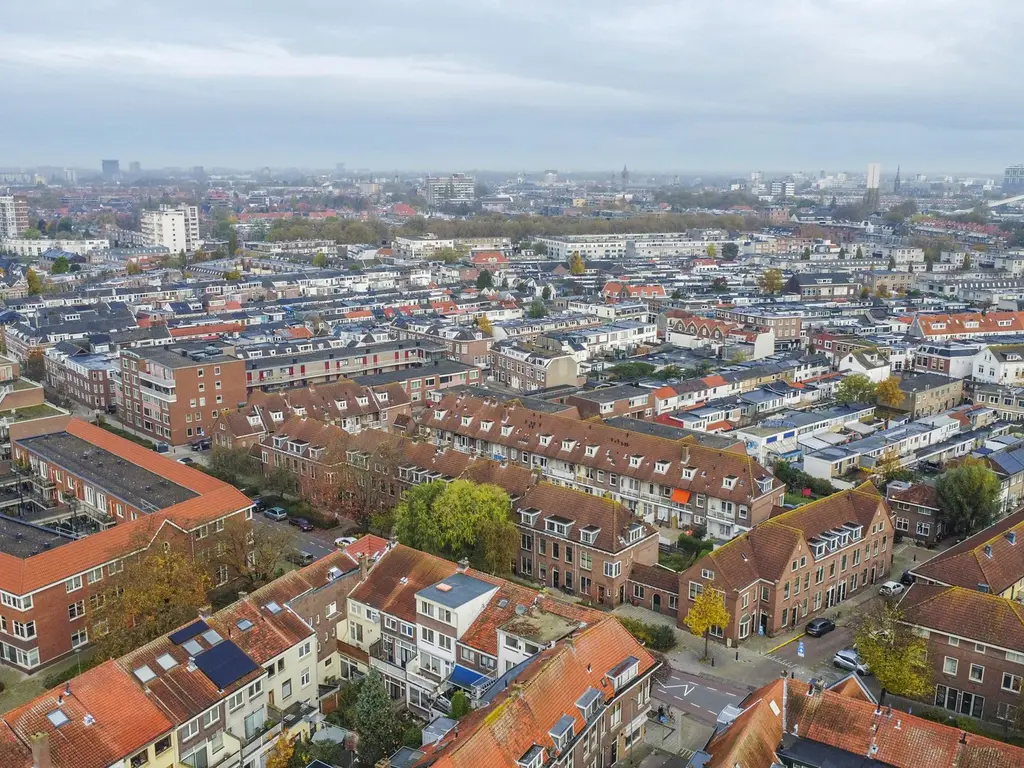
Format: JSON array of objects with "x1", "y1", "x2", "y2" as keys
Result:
[
  {"x1": 758, "y1": 624, "x2": 765, "y2": 636},
  {"x1": 797, "y1": 641, "x2": 805, "y2": 658}
]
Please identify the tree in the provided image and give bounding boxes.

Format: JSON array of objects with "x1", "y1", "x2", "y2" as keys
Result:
[
  {"x1": 266, "y1": 735, "x2": 294, "y2": 768},
  {"x1": 312, "y1": 251, "x2": 328, "y2": 268},
  {"x1": 429, "y1": 247, "x2": 460, "y2": 264},
  {"x1": 870, "y1": 446, "x2": 903, "y2": 483},
  {"x1": 26, "y1": 268, "x2": 42, "y2": 295},
  {"x1": 710, "y1": 277, "x2": 729, "y2": 292},
  {"x1": 93, "y1": 545, "x2": 212, "y2": 660},
  {"x1": 207, "y1": 446, "x2": 262, "y2": 486},
  {"x1": 875, "y1": 377, "x2": 904, "y2": 412},
  {"x1": 476, "y1": 269, "x2": 494, "y2": 289},
  {"x1": 450, "y1": 689, "x2": 471, "y2": 718},
  {"x1": 394, "y1": 481, "x2": 447, "y2": 554},
  {"x1": 838, "y1": 247, "x2": 847, "y2": 260},
  {"x1": 527, "y1": 298, "x2": 548, "y2": 318},
  {"x1": 801, "y1": 246, "x2": 811, "y2": 260},
  {"x1": 541, "y1": 284, "x2": 552, "y2": 300},
  {"x1": 223, "y1": 270, "x2": 241, "y2": 280},
  {"x1": 433, "y1": 481, "x2": 511, "y2": 563},
  {"x1": 215, "y1": 516, "x2": 293, "y2": 589},
  {"x1": 875, "y1": 284, "x2": 891, "y2": 298},
  {"x1": 855, "y1": 246, "x2": 863, "y2": 259},
  {"x1": 834, "y1": 373, "x2": 877, "y2": 405},
  {"x1": 23, "y1": 352, "x2": 45, "y2": 382},
  {"x1": 859, "y1": 286, "x2": 871, "y2": 299},
  {"x1": 962, "y1": 253, "x2": 973, "y2": 271},
  {"x1": 757, "y1": 268, "x2": 784, "y2": 295},
  {"x1": 887, "y1": 255, "x2": 897, "y2": 270},
  {"x1": 126, "y1": 262, "x2": 142, "y2": 275},
  {"x1": 51, "y1": 255, "x2": 70, "y2": 274},
  {"x1": 287, "y1": 737, "x2": 348, "y2": 768},
  {"x1": 355, "y1": 668, "x2": 402, "y2": 766},
  {"x1": 684, "y1": 587, "x2": 730, "y2": 660},
  {"x1": 569, "y1": 251, "x2": 585, "y2": 275},
  {"x1": 262, "y1": 466, "x2": 299, "y2": 498},
  {"x1": 532, "y1": 241, "x2": 548, "y2": 255},
  {"x1": 476, "y1": 315, "x2": 493, "y2": 335},
  {"x1": 607, "y1": 362, "x2": 656, "y2": 381},
  {"x1": 21, "y1": 227, "x2": 41, "y2": 240},
  {"x1": 706, "y1": 243, "x2": 717, "y2": 259},
  {"x1": 722, "y1": 242, "x2": 739, "y2": 261},
  {"x1": 935, "y1": 458, "x2": 1001, "y2": 536},
  {"x1": 854, "y1": 603, "x2": 931, "y2": 704}
]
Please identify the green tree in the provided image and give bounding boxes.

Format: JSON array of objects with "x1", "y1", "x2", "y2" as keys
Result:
[
  {"x1": 935, "y1": 458, "x2": 1001, "y2": 536},
  {"x1": 801, "y1": 246, "x2": 811, "y2": 260},
  {"x1": 532, "y1": 241, "x2": 548, "y2": 255},
  {"x1": 430, "y1": 247, "x2": 460, "y2": 264},
  {"x1": 207, "y1": 446, "x2": 262, "y2": 485},
  {"x1": 569, "y1": 251, "x2": 585, "y2": 275},
  {"x1": 855, "y1": 246, "x2": 863, "y2": 259},
  {"x1": 394, "y1": 481, "x2": 447, "y2": 554},
  {"x1": 722, "y1": 242, "x2": 739, "y2": 260},
  {"x1": 312, "y1": 251, "x2": 328, "y2": 268},
  {"x1": 608, "y1": 362, "x2": 657, "y2": 381},
  {"x1": 355, "y1": 668, "x2": 402, "y2": 766},
  {"x1": 962, "y1": 253, "x2": 973, "y2": 271},
  {"x1": 126, "y1": 262, "x2": 142, "y2": 275},
  {"x1": 21, "y1": 227, "x2": 42, "y2": 240},
  {"x1": 26, "y1": 268, "x2": 42, "y2": 295},
  {"x1": 859, "y1": 286, "x2": 871, "y2": 299},
  {"x1": 854, "y1": 603, "x2": 931, "y2": 704},
  {"x1": 450, "y1": 690, "x2": 471, "y2": 719},
  {"x1": 757, "y1": 268, "x2": 784, "y2": 294},
  {"x1": 542, "y1": 284, "x2": 552, "y2": 300},
  {"x1": 476, "y1": 269, "x2": 494, "y2": 289},
  {"x1": 887, "y1": 255, "x2": 897, "y2": 270},
  {"x1": 432, "y1": 480, "x2": 510, "y2": 561},
  {"x1": 527, "y1": 298, "x2": 548, "y2": 318},
  {"x1": 223, "y1": 270, "x2": 241, "y2": 280},
  {"x1": 834, "y1": 373, "x2": 877, "y2": 405},
  {"x1": 706, "y1": 243, "x2": 717, "y2": 259},
  {"x1": 51, "y1": 255, "x2": 70, "y2": 274},
  {"x1": 684, "y1": 587, "x2": 731, "y2": 660}
]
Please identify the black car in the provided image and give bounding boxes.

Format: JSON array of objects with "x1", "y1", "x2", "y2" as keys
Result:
[
  {"x1": 288, "y1": 517, "x2": 314, "y2": 532},
  {"x1": 191, "y1": 438, "x2": 212, "y2": 451},
  {"x1": 900, "y1": 571, "x2": 916, "y2": 586},
  {"x1": 805, "y1": 617, "x2": 836, "y2": 637}
]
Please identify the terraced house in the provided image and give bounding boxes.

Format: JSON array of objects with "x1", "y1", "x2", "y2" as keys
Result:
[
  {"x1": 678, "y1": 483, "x2": 894, "y2": 644},
  {"x1": 420, "y1": 392, "x2": 785, "y2": 539}
]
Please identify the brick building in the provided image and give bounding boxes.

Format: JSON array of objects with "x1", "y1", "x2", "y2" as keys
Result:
[
  {"x1": 565, "y1": 384, "x2": 653, "y2": 420},
  {"x1": 886, "y1": 481, "x2": 943, "y2": 545},
  {"x1": 678, "y1": 482, "x2": 894, "y2": 644},
  {"x1": 44, "y1": 344, "x2": 118, "y2": 412},
  {"x1": 353, "y1": 360, "x2": 484, "y2": 404},
  {"x1": 119, "y1": 345, "x2": 247, "y2": 445},
  {"x1": 488, "y1": 341, "x2": 582, "y2": 393},
  {"x1": 513, "y1": 483, "x2": 659, "y2": 607},
  {"x1": 1, "y1": 418, "x2": 252, "y2": 670}
]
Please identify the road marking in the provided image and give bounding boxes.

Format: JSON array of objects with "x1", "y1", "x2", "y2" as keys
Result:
[
  {"x1": 705, "y1": 686, "x2": 717, "y2": 692},
  {"x1": 706, "y1": 708, "x2": 717, "y2": 714},
  {"x1": 763, "y1": 632, "x2": 805, "y2": 655},
  {"x1": 657, "y1": 683, "x2": 696, "y2": 696},
  {"x1": 724, "y1": 691, "x2": 738, "y2": 697}
]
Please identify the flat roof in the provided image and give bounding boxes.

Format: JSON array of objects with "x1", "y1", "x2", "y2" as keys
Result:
[
  {"x1": 19, "y1": 432, "x2": 198, "y2": 513},
  {"x1": 0, "y1": 515, "x2": 76, "y2": 558},
  {"x1": 416, "y1": 573, "x2": 496, "y2": 608},
  {"x1": 501, "y1": 607, "x2": 579, "y2": 645}
]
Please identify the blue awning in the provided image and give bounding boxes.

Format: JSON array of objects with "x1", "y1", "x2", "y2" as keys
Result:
[{"x1": 449, "y1": 664, "x2": 488, "y2": 690}]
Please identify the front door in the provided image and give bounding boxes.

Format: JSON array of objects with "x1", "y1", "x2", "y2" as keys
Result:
[
  {"x1": 653, "y1": 594, "x2": 661, "y2": 612},
  {"x1": 759, "y1": 612, "x2": 769, "y2": 634},
  {"x1": 619, "y1": 585, "x2": 625, "y2": 604},
  {"x1": 610, "y1": 738, "x2": 618, "y2": 765},
  {"x1": 825, "y1": 586, "x2": 835, "y2": 609},
  {"x1": 598, "y1": 585, "x2": 606, "y2": 604},
  {"x1": 552, "y1": 569, "x2": 560, "y2": 589},
  {"x1": 837, "y1": 581, "x2": 847, "y2": 603},
  {"x1": 870, "y1": 565, "x2": 876, "y2": 584}
]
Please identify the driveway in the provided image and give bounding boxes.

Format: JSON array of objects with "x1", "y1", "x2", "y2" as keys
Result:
[{"x1": 653, "y1": 667, "x2": 748, "y2": 726}]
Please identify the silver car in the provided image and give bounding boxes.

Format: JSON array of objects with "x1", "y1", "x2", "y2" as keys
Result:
[{"x1": 833, "y1": 648, "x2": 870, "y2": 676}]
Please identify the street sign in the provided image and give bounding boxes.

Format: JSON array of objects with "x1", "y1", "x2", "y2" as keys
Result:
[{"x1": 797, "y1": 641, "x2": 805, "y2": 658}]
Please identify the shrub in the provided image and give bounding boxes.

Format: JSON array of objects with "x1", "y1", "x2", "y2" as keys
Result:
[{"x1": 619, "y1": 617, "x2": 677, "y2": 652}]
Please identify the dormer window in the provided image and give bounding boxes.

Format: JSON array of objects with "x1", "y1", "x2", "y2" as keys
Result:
[
  {"x1": 545, "y1": 517, "x2": 572, "y2": 536},
  {"x1": 579, "y1": 526, "x2": 600, "y2": 545},
  {"x1": 517, "y1": 746, "x2": 545, "y2": 768},
  {"x1": 723, "y1": 475, "x2": 737, "y2": 490},
  {"x1": 756, "y1": 475, "x2": 773, "y2": 494},
  {"x1": 561, "y1": 439, "x2": 575, "y2": 451},
  {"x1": 576, "y1": 687, "x2": 602, "y2": 722},
  {"x1": 683, "y1": 466, "x2": 696, "y2": 481},
  {"x1": 549, "y1": 714, "x2": 575, "y2": 753},
  {"x1": 273, "y1": 435, "x2": 286, "y2": 448},
  {"x1": 627, "y1": 524, "x2": 644, "y2": 543},
  {"x1": 585, "y1": 445, "x2": 598, "y2": 457},
  {"x1": 629, "y1": 455, "x2": 642, "y2": 468},
  {"x1": 501, "y1": 424, "x2": 513, "y2": 437},
  {"x1": 520, "y1": 508, "x2": 540, "y2": 526},
  {"x1": 481, "y1": 420, "x2": 493, "y2": 431},
  {"x1": 461, "y1": 415, "x2": 472, "y2": 427},
  {"x1": 539, "y1": 435, "x2": 552, "y2": 447},
  {"x1": 435, "y1": 409, "x2": 448, "y2": 421},
  {"x1": 270, "y1": 410, "x2": 283, "y2": 421},
  {"x1": 655, "y1": 460, "x2": 669, "y2": 474},
  {"x1": 607, "y1": 656, "x2": 639, "y2": 691}
]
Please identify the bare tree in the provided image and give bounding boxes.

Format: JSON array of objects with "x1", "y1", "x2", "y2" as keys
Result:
[{"x1": 214, "y1": 516, "x2": 294, "y2": 589}]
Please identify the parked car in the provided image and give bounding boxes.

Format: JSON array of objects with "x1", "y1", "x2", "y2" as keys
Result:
[
  {"x1": 263, "y1": 506, "x2": 288, "y2": 522},
  {"x1": 154, "y1": 442, "x2": 170, "y2": 453},
  {"x1": 286, "y1": 550, "x2": 316, "y2": 566},
  {"x1": 879, "y1": 581, "x2": 905, "y2": 597},
  {"x1": 335, "y1": 536, "x2": 357, "y2": 548},
  {"x1": 190, "y1": 438, "x2": 212, "y2": 451},
  {"x1": 833, "y1": 648, "x2": 870, "y2": 675},
  {"x1": 899, "y1": 571, "x2": 916, "y2": 586},
  {"x1": 805, "y1": 617, "x2": 836, "y2": 637},
  {"x1": 289, "y1": 517, "x2": 314, "y2": 532},
  {"x1": 250, "y1": 495, "x2": 267, "y2": 512},
  {"x1": 176, "y1": 457, "x2": 196, "y2": 466}
]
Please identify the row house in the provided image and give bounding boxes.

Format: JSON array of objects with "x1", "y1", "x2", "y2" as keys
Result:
[
  {"x1": 353, "y1": 360, "x2": 484, "y2": 403},
  {"x1": 969, "y1": 381, "x2": 1024, "y2": 422},
  {"x1": 885, "y1": 481, "x2": 943, "y2": 546},
  {"x1": 908, "y1": 311, "x2": 1024, "y2": 341},
  {"x1": 211, "y1": 378, "x2": 410, "y2": 449},
  {"x1": 391, "y1": 319, "x2": 493, "y2": 369},
  {"x1": 565, "y1": 385, "x2": 653, "y2": 419},
  {"x1": 900, "y1": 585, "x2": 1024, "y2": 725},
  {"x1": 43, "y1": 344, "x2": 118, "y2": 412},
  {"x1": 1, "y1": 549, "x2": 363, "y2": 768},
  {"x1": 513, "y1": 483, "x2": 660, "y2": 607},
  {"x1": 678, "y1": 483, "x2": 894, "y2": 644},
  {"x1": 912, "y1": 341, "x2": 983, "y2": 378},
  {"x1": 2, "y1": 419, "x2": 253, "y2": 670},
  {"x1": 973, "y1": 344, "x2": 1024, "y2": 385},
  {"x1": 420, "y1": 392, "x2": 784, "y2": 539},
  {"x1": 488, "y1": 342, "x2": 582, "y2": 393}
]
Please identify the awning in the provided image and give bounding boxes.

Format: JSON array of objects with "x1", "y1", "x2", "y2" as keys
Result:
[
  {"x1": 671, "y1": 489, "x2": 691, "y2": 504},
  {"x1": 449, "y1": 664, "x2": 489, "y2": 691}
]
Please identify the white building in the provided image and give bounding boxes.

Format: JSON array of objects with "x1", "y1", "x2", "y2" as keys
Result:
[
  {"x1": 141, "y1": 204, "x2": 200, "y2": 253},
  {"x1": 424, "y1": 174, "x2": 476, "y2": 207},
  {"x1": 1, "y1": 237, "x2": 110, "y2": 258},
  {"x1": 0, "y1": 195, "x2": 29, "y2": 238},
  {"x1": 866, "y1": 162, "x2": 881, "y2": 190},
  {"x1": 535, "y1": 232, "x2": 734, "y2": 261}
]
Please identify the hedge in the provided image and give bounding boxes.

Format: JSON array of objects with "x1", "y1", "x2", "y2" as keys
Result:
[{"x1": 619, "y1": 617, "x2": 677, "y2": 652}]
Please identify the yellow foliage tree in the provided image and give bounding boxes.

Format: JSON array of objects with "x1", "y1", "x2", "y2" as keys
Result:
[
  {"x1": 854, "y1": 603, "x2": 931, "y2": 704},
  {"x1": 757, "y1": 268, "x2": 784, "y2": 295},
  {"x1": 684, "y1": 587, "x2": 731, "y2": 660},
  {"x1": 477, "y1": 315, "x2": 493, "y2": 335},
  {"x1": 266, "y1": 735, "x2": 294, "y2": 768},
  {"x1": 569, "y1": 251, "x2": 585, "y2": 275},
  {"x1": 706, "y1": 243, "x2": 717, "y2": 259},
  {"x1": 876, "y1": 376, "x2": 903, "y2": 412}
]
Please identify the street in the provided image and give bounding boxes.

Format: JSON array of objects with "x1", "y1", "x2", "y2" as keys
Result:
[
  {"x1": 653, "y1": 668, "x2": 748, "y2": 725},
  {"x1": 252, "y1": 515, "x2": 341, "y2": 561}
]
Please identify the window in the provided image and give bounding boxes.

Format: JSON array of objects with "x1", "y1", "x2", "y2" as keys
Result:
[
  {"x1": 248, "y1": 679, "x2": 263, "y2": 699},
  {"x1": 154, "y1": 736, "x2": 171, "y2": 755},
  {"x1": 610, "y1": 701, "x2": 622, "y2": 727},
  {"x1": 997, "y1": 701, "x2": 1019, "y2": 722},
  {"x1": 604, "y1": 561, "x2": 621, "y2": 578},
  {"x1": 689, "y1": 582, "x2": 704, "y2": 600},
  {"x1": 86, "y1": 567, "x2": 102, "y2": 584},
  {"x1": 66, "y1": 575, "x2": 83, "y2": 593},
  {"x1": 943, "y1": 657, "x2": 959, "y2": 676},
  {"x1": 13, "y1": 620, "x2": 36, "y2": 639},
  {"x1": 580, "y1": 551, "x2": 592, "y2": 571},
  {"x1": 948, "y1": 636, "x2": 960, "y2": 647},
  {"x1": 969, "y1": 664, "x2": 985, "y2": 683},
  {"x1": 1003, "y1": 673, "x2": 1022, "y2": 693},
  {"x1": 181, "y1": 717, "x2": 200, "y2": 741},
  {"x1": 301, "y1": 668, "x2": 310, "y2": 687},
  {"x1": 228, "y1": 691, "x2": 244, "y2": 711},
  {"x1": 203, "y1": 708, "x2": 219, "y2": 728},
  {"x1": 281, "y1": 679, "x2": 292, "y2": 700},
  {"x1": 130, "y1": 749, "x2": 149, "y2": 768},
  {"x1": 298, "y1": 640, "x2": 311, "y2": 658},
  {"x1": 71, "y1": 628, "x2": 88, "y2": 649},
  {"x1": 68, "y1": 600, "x2": 85, "y2": 620}
]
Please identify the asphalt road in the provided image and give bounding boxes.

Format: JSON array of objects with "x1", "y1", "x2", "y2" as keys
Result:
[
  {"x1": 653, "y1": 668, "x2": 748, "y2": 725},
  {"x1": 252, "y1": 515, "x2": 340, "y2": 561}
]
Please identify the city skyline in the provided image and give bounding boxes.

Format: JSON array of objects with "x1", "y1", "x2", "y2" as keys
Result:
[{"x1": 1, "y1": 1, "x2": 1022, "y2": 170}]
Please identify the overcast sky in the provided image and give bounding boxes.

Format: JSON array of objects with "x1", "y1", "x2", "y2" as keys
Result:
[{"x1": 1, "y1": 0, "x2": 1020, "y2": 174}]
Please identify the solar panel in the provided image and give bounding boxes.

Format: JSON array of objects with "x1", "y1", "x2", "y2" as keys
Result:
[
  {"x1": 169, "y1": 620, "x2": 209, "y2": 645},
  {"x1": 193, "y1": 640, "x2": 259, "y2": 690}
]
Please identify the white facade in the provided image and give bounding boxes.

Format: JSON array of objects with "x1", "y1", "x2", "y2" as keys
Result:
[
  {"x1": 1, "y1": 237, "x2": 110, "y2": 258},
  {"x1": 424, "y1": 174, "x2": 475, "y2": 207},
  {"x1": 866, "y1": 162, "x2": 881, "y2": 190},
  {"x1": 0, "y1": 196, "x2": 28, "y2": 238},
  {"x1": 141, "y1": 204, "x2": 200, "y2": 253},
  {"x1": 973, "y1": 347, "x2": 1024, "y2": 385}
]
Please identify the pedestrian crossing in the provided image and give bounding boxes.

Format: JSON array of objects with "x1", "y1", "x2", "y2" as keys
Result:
[{"x1": 765, "y1": 652, "x2": 798, "y2": 668}]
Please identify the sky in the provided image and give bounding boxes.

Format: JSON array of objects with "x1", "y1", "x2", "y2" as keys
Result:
[{"x1": 1, "y1": 0, "x2": 1021, "y2": 174}]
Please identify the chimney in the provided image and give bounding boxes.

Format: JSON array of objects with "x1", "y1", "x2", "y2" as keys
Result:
[
  {"x1": 359, "y1": 553, "x2": 369, "y2": 581},
  {"x1": 30, "y1": 732, "x2": 51, "y2": 768},
  {"x1": 457, "y1": 558, "x2": 470, "y2": 573}
]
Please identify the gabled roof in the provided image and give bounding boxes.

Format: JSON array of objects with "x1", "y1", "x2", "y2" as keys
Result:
[
  {"x1": 348, "y1": 544, "x2": 460, "y2": 623},
  {"x1": 899, "y1": 583, "x2": 1024, "y2": 652}
]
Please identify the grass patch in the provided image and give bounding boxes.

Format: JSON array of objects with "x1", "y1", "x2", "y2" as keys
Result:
[
  {"x1": 784, "y1": 492, "x2": 815, "y2": 507},
  {"x1": 659, "y1": 551, "x2": 693, "y2": 572},
  {"x1": 618, "y1": 617, "x2": 677, "y2": 651},
  {"x1": 0, "y1": 403, "x2": 63, "y2": 421},
  {"x1": 95, "y1": 419, "x2": 156, "y2": 450}
]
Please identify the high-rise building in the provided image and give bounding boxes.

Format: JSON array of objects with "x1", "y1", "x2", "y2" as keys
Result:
[
  {"x1": 140, "y1": 204, "x2": 200, "y2": 253},
  {"x1": 0, "y1": 195, "x2": 29, "y2": 238},
  {"x1": 893, "y1": 165, "x2": 901, "y2": 193},
  {"x1": 865, "y1": 162, "x2": 881, "y2": 190},
  {"x1": 1005, "y1": 165, "x2": 1024, "y2": 190},
  {"x1": 424, "y1": 173, "x2": 476, "y2": 207},
  {"x1": 101, "y1": 159, "x2": 120, "y2": 181},
  {"x1": 63, "y1": 168, "x2": 77, "y2": 184},
  {"x1": 128, "y1": 161, "x2": 141, "y2": 174}
]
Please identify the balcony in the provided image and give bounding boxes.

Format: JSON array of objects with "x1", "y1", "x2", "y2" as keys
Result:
[{"x1": 369, "y1": 640, "x2": 412, "y2": 680}]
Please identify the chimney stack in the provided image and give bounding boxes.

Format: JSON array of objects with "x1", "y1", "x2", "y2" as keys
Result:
[
  {"x1": 30, "y1": 732, "x2": 51, "y2": 768},
  {"x1": 457, "y1": 558, "x2": 470, "y2": 573},
  {"x1": 359, "y1": 554, "x2": 369, "y2": 581}
]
